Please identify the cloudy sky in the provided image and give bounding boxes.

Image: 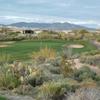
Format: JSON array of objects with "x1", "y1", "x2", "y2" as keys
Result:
[{"x1": 0, "y1": 0, "x2": 100, "y2": 28}]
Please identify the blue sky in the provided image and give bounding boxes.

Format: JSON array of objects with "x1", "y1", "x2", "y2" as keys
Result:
[{"x1": 0, "y1": 0, "x2": 100, "y2": 28}]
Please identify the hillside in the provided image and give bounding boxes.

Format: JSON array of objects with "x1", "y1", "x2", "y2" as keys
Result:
[{"x1": 9, "y1": 22, "x2": 89, "y2": 30}]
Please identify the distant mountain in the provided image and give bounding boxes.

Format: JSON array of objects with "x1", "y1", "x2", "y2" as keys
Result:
[
  {"x1": 0, "y1": 24, "x2": 7, "y2": 28},
  {"x1": 8, "y1": 22, "x2": 93, "y2": 30},
  {"x1": 0, "y1": 24, "x2": 4, "y2": 27}
]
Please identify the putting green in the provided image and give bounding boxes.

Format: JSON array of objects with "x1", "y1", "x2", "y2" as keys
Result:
[{"x1": 0, "y1": 39, "x2": 96, "y2": 60}]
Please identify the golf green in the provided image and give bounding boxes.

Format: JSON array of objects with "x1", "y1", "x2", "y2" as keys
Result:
[{"x1": 0, "y1": 39, "x2": 96, "y2": 60}]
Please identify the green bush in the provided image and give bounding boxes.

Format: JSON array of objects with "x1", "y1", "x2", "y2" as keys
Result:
[
  {"x1": 37, "y1": 79, "x2": 78, "y2": 100},
  {"x1": 60, "y1": 55, "x2": 73, "y2": 77},
  {"x1": 28, "y1": 69, "x2": 44, "y2": 87},
  {"x1": 32, "y1": 46, "x2": 57, "y2": 61},
  {"x1": 74, "y1": 67, "x2": 96, "y2": 82},
  {"x1": 0, "y1": 53, "x2": 12, "y2": 64},
  {"x1": 0, "y1": 64, "x2": 21, "y2": 89},
  {"x1": 80, "y1": 50, "x2": 100, "y2": 66},
  {"x1": 94, "y1": 75, "x2": 100, "y2": 86},
  {"x1": 0, "y1": 96, "x2": 7, "y2": 100}
]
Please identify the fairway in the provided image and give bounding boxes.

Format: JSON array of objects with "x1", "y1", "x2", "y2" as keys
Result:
[
  {"x1": 0, "y1": 39, "x2": 96, "y2": 60},
  {"x1": 0, "y1": 96, "x2": 7, "y2": 100}
]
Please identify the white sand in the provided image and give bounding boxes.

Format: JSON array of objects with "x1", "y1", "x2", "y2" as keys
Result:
[
  {"x1": 69, "y1": 44, "x2": 84, "y2": 48},
  {"x1": 0, "y1": 45, "x2": 8, "y2": 48}
]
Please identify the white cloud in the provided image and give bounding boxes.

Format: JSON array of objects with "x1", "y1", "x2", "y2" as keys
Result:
[
  {"x1": 0, "y1": 15, "x2": 67, "y2": 23},
  {"x1": 67, "y1": 19, "x2": 100, "y2": 25},
  {"x1": 16, "y1": 0, "x2": 47, "y2": 4}
]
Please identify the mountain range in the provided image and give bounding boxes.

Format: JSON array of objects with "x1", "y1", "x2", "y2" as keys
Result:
[
  {"x1": 8, "y1": 22, "x2": 92, "y2": 30},
  {"x1": 0, "y1": 22, "x2": 94, "y2": 30}
]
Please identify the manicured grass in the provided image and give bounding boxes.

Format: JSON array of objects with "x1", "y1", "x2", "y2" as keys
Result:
[
  {"x1": 0, "y1": 96, "x2": 7, "y2": 100},
  {"x1": 0, "y1": 39, "x2": 96, "y2": 60}
]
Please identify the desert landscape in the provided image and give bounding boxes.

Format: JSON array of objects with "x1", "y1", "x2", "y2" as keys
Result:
[{"x1": 0, "y1": 0, "x2": 100, "y2": 100}]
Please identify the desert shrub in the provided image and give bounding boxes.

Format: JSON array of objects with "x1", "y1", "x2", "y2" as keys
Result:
[
  {"x1": 7, "y1": 32, "x2": 19, "y2": 36},
  {"x1": 60, "y1": 55, "x2": 73, "y2": 77},
  {"x1": 0, "y1": 53, "x2": 12, "y2": 64},
  {"x1": 62, "y1": 45, "x2": 73, "y2": 59},
  {"x1": 0, "y1": 60, "x2": 49, "y2": 89},
  {"x1": 80, "y1": 50, "x2": 100, "y2": 66},
  {"x1": 94, "y1": 75, "x2": 100, "y2": 86},
  {"x1": 13, "y1": 84, "x2": 34, "y2": 95},
  {"x1": 11, "y1": 36, "x2": 25, "y2": 41},
  {"x1": 58, "y1": 32, "x2": 67, "y2": 40},
  {"x1": 59, "y1": 46, "x2": 74, "y2": 77},
  {"x1": 37, "y1": 79, "x2": 78, "y2": 100},
  {"x1": 67, "y1": 88, "x2": 100, "y2": 100},
  {"x1": 0, "y1": 64, "x2": 21, "y2": 89},
  {"x1": 32, "y1": 46, "x2": 57, "y2": 62},
  {"x1": 0, "y1": 35, "x2": 25, "y2": 41},
  {"x1": 38, "y1": 32, "x2": 52, "y2": 39},
  {"x1": 49, "y1": 67, "x2": 60, "y2": 74},
  {"x1": 37, "y1": 31, "x2": 59, "y2": 39},
  {"x1": 50, "y1": 57, "x2": 61, "y2": 67},
  {"x1": 80, "y1": 55, "x2": 100, "y2": 66},
  {"x1": 80, "y1": 78, "x2": 97, "y2": 88},
  {"x1": 82, "y1": 50, "x2": 100, "y2": 56},
  {"x1": 10, "y1": 61, "x2": 30, "y2": 80},
  {"x1": 28, "y1": 68, "x2": 44, "y2": 87},
  {"x1": 73, "y1": 67, "x2": 97, "y2": 82}
]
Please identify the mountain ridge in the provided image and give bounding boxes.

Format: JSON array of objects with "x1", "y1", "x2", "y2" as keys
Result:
[{"x1": 2, "y1": 22, "x2": 95, "y2": 30}]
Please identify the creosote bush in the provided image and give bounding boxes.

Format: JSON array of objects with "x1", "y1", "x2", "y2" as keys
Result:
[
  {"x1": 74, "y1": 67, "x2": 94, "y2": 81},
  {"x1": 37, "y1": 79, "x2": 78, "y2": 100},
  {"x1": 72, "y1": 67, "x2": 100, "y2": 86},
  {"x1": 28, "y1": 68, "x2": 44, "y2": 87}
]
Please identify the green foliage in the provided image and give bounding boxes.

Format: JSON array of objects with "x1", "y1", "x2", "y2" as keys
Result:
[
  {"x1": 0, "y1": 64, "x2": 21, "y2": 89},
  {"x1": 60, "y1": 49, "x2": 73, "y2": 77},
  {"x1": 0, "y1": 96, "x2": 7, "y2": 100},
  {"x1": 28, "y1": 69, "x2": 44, "y2": 87},
  {"x1": 38, "y1": 31, "x2": 52, "y2": 39},
  {"x1": 32, "y1": 46, "x2": 57, "y2": 61},
  {"x1": 78, "y1": 29, "x2": 89, "y2": 34},
  {"x1": 82, "y1": 50, "x2": 100, "y2": 56},
  {"x1": 80, "y1": 51, "x2": 100, "y2": 66},
  {"x1": 0, "y1": 53, "x2": 12, "y2": 64},
  {"x1": 74, "y1": 67, "x2": 97, "y2": 82},
  {"x1": 38, "y1": 79, "x2": 78, "y2": 100},
  {"x1": 8, "y1": 32, "x2": 19, "y2": 36}
]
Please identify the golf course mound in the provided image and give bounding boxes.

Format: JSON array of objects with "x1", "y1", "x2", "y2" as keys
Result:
[{"x1": 69, "y1": 44, "x2": 84, "y2": 48}]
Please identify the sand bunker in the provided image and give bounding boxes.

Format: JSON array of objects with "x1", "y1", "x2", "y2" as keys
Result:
[
  {"x1": 0, "y1": 41, "x2": 15, "y2": 44},
  {"x1": 0, "y1": 45, "x2": 8, "y2": 48},
  {"x1": 0, "y1": 41, "x2": 15, "y2": 48},
  {"x1": 69, "y1": 44, "x2": 84, "y2": 48}
]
